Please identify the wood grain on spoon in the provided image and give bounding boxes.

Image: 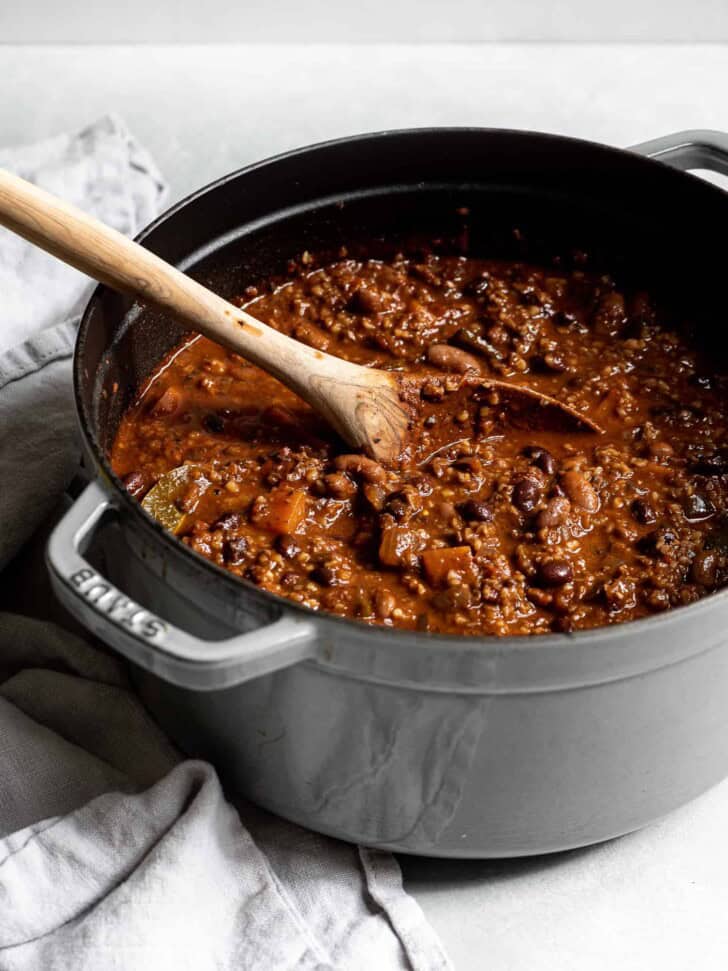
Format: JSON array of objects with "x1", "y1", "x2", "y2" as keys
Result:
[{"x1": 0, "y1": 169, "x2": 602, "y2": 464}]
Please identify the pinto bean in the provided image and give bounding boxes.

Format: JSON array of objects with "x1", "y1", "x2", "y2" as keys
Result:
[
  {"x1": 560, "y1": 471, "x2": 599, "y2": 512},
  {"x1": 149, "y1": 386, "x2": 183, "y2": 418},
  {"x1": 592, "y1": 292, "x2": 626, "y2": 336},
  {"x1": 427, "y1": 344, "x2": 481, "y2": 374},
  {"x1": 692, "y1": 549, "x2": 719, "y2": 587},
  {"x1": 536, "y1": 496, "x2": 571, "y2": 529},
  {"x1": 324, "y1": 472, "x2": 358, "y2": 499},
  {"x1": 375, "y1": 589, "x2": 396, "y2": 620},
  {"x1": 262, "y1": 404, "x2": 302, "y2": 430},
  {"x1": 347, "y1": 286, "x2": 390, "y2": 315},
  {"x1": 334, "y1": 454, "x2": 387, "y2": 483}
]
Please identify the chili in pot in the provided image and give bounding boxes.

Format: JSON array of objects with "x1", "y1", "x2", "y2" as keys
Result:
[{"x1": 111, "y1": 251, "x2": 728, "y2": 635}]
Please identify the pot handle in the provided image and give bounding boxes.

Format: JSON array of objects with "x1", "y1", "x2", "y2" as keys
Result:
[
  {"x1": 46, "y1": 480, "x2": 318, "y2": 691},
  {"x1": 629, "y1": 129, "x2": 728, "y2": 175}
]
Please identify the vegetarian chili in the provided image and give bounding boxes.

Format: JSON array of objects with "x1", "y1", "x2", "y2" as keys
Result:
[{"x1": 111, "y1": 252, "x2": 728, "y2": 634}]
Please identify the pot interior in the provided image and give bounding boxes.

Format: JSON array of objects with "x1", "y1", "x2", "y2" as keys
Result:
[{"x1": 75, "y1": 129, "x2": 728, "y2": 463}]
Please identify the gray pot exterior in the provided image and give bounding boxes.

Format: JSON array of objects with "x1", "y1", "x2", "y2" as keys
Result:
[{"x1": 110, "y1": 521, "x2": 728, "y2": 857}]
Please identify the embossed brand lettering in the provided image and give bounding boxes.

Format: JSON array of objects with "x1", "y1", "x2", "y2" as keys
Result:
[{"x1": 70, "y1": 568, "x2": 167, "y2": 641}]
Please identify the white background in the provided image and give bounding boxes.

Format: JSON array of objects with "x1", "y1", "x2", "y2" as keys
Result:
[{"x1": 2, "y1": 0, "x2": 728, "y2": 42}]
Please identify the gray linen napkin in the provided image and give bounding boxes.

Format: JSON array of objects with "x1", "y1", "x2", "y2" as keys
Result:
[{"x1": 0, "y1": 118, "x2": 451, "y2": 971}]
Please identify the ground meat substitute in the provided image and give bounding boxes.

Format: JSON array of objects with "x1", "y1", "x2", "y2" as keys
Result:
[{"x1": 110, "y1": 251, "x2": 728, "y2": 635}]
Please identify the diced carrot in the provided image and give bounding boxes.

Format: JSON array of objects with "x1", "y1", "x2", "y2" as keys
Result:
[
  {"x1": 422, "y1": 546, "x2": 475, "y2": 587},
  {"x1": 379, "y1": 526, "x2": 424, "y2": 567},
  {"x1": 253, "y1": 487, "x2": 307, "y2": 534}
]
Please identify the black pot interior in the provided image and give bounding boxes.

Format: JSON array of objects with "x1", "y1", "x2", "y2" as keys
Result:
[{"x1": 75, "y1": 129, "x2": 728, "y2": 461}]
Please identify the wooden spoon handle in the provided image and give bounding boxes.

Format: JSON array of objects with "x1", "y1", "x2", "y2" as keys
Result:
[{"x1": 0, "y1": 167, "x2": 360, "y2": 395}]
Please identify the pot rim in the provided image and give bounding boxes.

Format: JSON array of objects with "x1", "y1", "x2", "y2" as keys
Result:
[{"x1": 74, "y1": 125, "x2": 728, "y2": 655}]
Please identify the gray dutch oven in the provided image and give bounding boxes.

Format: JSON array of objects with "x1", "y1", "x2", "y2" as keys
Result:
[{"x1": 47, "y1": 128, "x2": 728, "y2": 857}]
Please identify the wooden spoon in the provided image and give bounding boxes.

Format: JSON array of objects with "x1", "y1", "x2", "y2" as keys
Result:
[{"x1": 0, "y1": 169, "x2": 601, "y2": 465}]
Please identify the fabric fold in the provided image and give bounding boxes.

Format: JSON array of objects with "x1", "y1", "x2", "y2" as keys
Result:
[{"x1": 0, "y1": 118, "x2": 451, "y2": 971}]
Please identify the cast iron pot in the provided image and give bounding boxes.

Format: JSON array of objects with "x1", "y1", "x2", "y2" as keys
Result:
[{"x1": 47, "y1": 128, "x2": 728, "y2": 857}]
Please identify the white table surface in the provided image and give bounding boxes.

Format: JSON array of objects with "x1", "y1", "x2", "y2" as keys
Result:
[{"x1": 3, "y1": 42, "x2": 728, "y2": 970}]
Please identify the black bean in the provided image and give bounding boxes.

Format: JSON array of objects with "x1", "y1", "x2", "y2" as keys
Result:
[
  {"x1": 512, "y1": 476, "x2": 542, "y2": 513},
  {"x1": 275, "y1": 534, "x2": 301, "y2": 559},
  {"x1": 530, "y1": 352, "x2": 569, "y2": 374},
  {"x1": 311, "y1": 564, "x2": 339, "y2": 587},
  {"x1": 542, "y1": 351, "x2": 570, "y2": 373},
  {"x1": 638, "y1": 529, "x2": 676, "y2": 558},
  {"x1": 523, "y1": 446, "x2": 556, "y2": 475},
  {"x1": 537, "y1": 560, "x2": 574, "y2": 587},
  {"x1": 631, "y1": 498, "x2": 657, "y2": 525},
  {"x1": 224, "y1": 536, "x2": 249, "y2": 565},
  {"x1": 458, "y1": 499, "x2": 494, "y2": 522},
  {"x1": 214, "y1": 512, "x2": 244, "y2": 532},
  {"x1": 683, "y1": 493, "x2": 715, "y2": 522},
  {"x1": 553, "y1": 310, "x2": 579, "y2": 329},
  {"x1": 688, "y1": 450, "x2": 728, "y2": 476},
  {"x1": 520, "y1": 289, "x2": 542, "y2": 307},
  {"x1": 704, "y1": 515, "x2": 728, "y2": 553},
  {"x1": 202, "y1": 413, "x2": 225, "y2": 434},
  {"x1": 689, "y1": 373, "x2": 714, "y2": 391}
]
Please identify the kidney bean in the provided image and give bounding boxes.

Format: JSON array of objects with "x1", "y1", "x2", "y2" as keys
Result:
[
  {"x1": 536, "y1": 560, "x2": 573, "y2": 587},
  {"x1": 561, "y1": 471, "x2": 599, "y2": 512},
  {"x1": 348, "y1": 286, "x2": 390, "y2": 315},
  {"x1": 427, "y1": 344, "x2": 481, "y2": 374},
  {"x1": 262, "y1": 404, "x2": 302, "y2": 430},
  {"x1": 512, "y1": 476, "x2": 542, "y2": 513},
  {"x1": 122, "y1": 471, "x2": 146, "y2": 498}
]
